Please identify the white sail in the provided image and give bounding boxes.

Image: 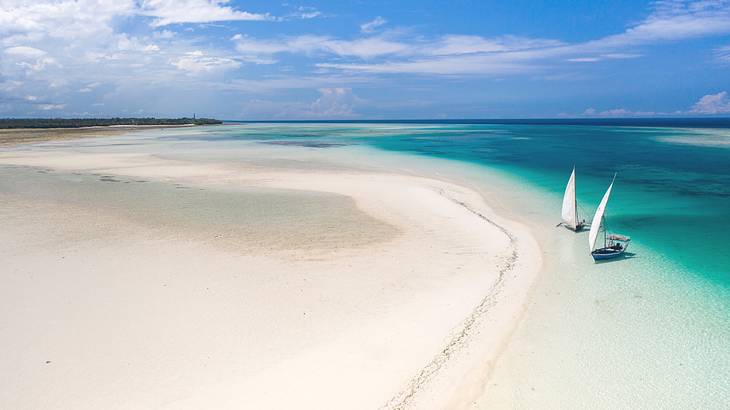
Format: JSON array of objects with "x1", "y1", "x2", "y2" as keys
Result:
[
  {"x1": 561, "y1": 167, "x2": 578, "y2": 229},
  {"x1": 588, "y1": 176, "x2": 615, "y2": 252}
]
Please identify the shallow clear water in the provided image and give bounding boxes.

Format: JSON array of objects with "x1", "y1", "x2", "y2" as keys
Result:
[
  {"x1": 365, "y1": 124, "x2": 730, "y2": 286},
  {"x1": 188, "y1": 122, "x2": 730, "y2": 286},
  {"x1": 0, "y1": 165, "x2": 395, "y2": 252}
]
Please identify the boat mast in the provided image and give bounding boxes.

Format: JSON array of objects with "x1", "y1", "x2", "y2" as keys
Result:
[
  {"x1": 604, "y1": 173, "x2": 616, "y2": 247},
  {"x1": 588, "y1": 174, "x2": 616, "y2": 253},
  {"x1": 574, "y1": 166, "x2": 578, "y2": 225},
  {"x1": 562, "y1": 166, "x2": 578, "y2": 230}
]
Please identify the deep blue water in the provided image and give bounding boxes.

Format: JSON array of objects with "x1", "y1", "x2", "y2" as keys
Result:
[{"x1": 209, "y1": 121, "x2": 730, "y2": 285}]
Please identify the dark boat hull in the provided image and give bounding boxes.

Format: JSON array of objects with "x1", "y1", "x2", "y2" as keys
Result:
[
  {"x1": 559, "y1": 222, "x2": 586, "y2": 232},
  {"x1": 591, "y1": 247, "x2": 625, "y2": 261}
]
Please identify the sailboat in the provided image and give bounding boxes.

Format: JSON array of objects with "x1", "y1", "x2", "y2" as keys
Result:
[
  {"x1": 588, "y1": 174, "x2": 631, "y2": 261},
  {"x1": 559, "y1": 166, "x2": 586, "y2": 231}
]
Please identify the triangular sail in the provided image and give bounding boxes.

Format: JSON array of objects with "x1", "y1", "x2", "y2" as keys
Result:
[
  {"x1": 561, "y1": 167, "x2": 578, "y2": 229},
  {"x1": 588, "y1": 176, "x2": 615, "y2": 252}
]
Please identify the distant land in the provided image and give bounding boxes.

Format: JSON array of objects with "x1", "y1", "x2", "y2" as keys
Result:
[{"x1": 0, "y1": 117, "x2": 222, "y2": 129}]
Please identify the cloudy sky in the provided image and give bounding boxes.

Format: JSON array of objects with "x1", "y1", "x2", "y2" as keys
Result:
[{"x1": 2, "y1": 0, "x2": 730, "y2": 119}]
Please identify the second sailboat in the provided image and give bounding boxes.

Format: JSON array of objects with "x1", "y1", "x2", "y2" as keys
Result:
[{"x1": 559, "y1": 166, "x2": 586, "y2": 232}]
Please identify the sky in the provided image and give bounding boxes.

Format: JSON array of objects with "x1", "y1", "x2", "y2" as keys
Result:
[{"x1": 2, "y1": 0, "x2": 730, "y2": 119}]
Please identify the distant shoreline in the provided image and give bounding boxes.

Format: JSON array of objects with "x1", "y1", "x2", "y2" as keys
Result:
[
  {"x1": 0, "y1": 117, "x2": 222, "y2": 129},
  {"x1": 0, "y1": 123, "x2": 212, "y2": 146}
]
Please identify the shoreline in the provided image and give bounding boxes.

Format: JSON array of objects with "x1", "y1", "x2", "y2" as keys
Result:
[
  {"x1": 382, "y1": 189, "x2": 540, "y2": 410},
  {"x1": 0, "y1": 132, "x2": 542, "y2": 409}
]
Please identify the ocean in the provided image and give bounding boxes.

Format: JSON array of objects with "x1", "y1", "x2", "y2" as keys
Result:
[
  {"x1": 366, "y1": 123, "x2": 730, "y2": 285},
  {"x1": 213, "y1": 121, "x2": 730, "y2": 285}
]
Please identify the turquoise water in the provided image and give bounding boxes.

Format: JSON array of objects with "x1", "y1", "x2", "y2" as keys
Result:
[
  {"x1": 197, "y1": 122, "x2": 730, "y2": 286},
  {"x1": 367, "y1": 124, "x2": 730, "y2": 285}
]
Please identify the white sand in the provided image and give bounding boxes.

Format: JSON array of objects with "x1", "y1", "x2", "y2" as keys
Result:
[{"x1": 0, "y1": 144, "x2": 541, "y2": 409}]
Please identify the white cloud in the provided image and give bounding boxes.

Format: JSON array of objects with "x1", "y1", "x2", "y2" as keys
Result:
[
  {"x1": 361, "y1": 17, "x2": 387, "y2": 33},
  {"x1": 0, "y1": 0, "x2": 259, "y2": 116},
  {"x1": 582, "y1": 107, "x2": 658, "y2": 117},
  {"x1": 310, "y1": 34, "x2": 562, "y2": 74},
  {"x1": 690, "y1": 91, "x2": 730, "y2": 113},
  {"x1": 231, "y1": 34, "x2": 311, "y2": 54},
  {"x1": 153, "y1": 29, "x2": 176, "y2": 39},
  {"x1": 612, "y1": 0, "x2": 730, "y2": 43},
  {"x1": 3, "y1": 46, "x2": 59, "y2": 71},
  {"x1": 4, "y1": 46, "x2": 47, "y2": 57},
  {"x1": 601, "y1": 53, "x2": 643, "y2": 59},
  {"x1": 715, "y1": 45, "x2": 730, "y2": 62},
  {"x1": 171, "y1": 50, "x2": 241, "y2": 73},
  {"x1": 286, "y1": 6, "x2": 322, "y2": 20},
  {"x1": 36, "y1": 103, "x2": 66, "y2": 110},
  {"x1": 323, "y1": 37, "x2": 409, "y2": 58},
  {"x1": 578, "y1": 90, "x2": 730, "y2": 117},
  {"x1": 309, "y1": 87, "x2": 360, "y2": 117},
  {"x1": 78, "y1": 82, "x2": 101, "y2": 92},
  {"x1": 427, "y1": 35, "x2": 563, "y2": 55},
  {"x1": 564, "y1": 52, "x2": 643, "y2": 63},
  {"x1": 319, "y1": 1, "x2": 730, "y2": 75},
  {"x1": 0, "y1": 0, "x2": 294, "y2": 38},
  {"x1": 240, "y1": 88, "x2": 362, "y2": 119},
  {"x1": 597, "y1": 108, "x2": 631, "y2": 116},
  {"x1": 317, "y1": 56, "x2": 529, "y2": 75},
  {"x1": 2, "y1": 0, "x2": 730, "y2": 117},
  {"x1": 231, "y1": 33, "x2": 565, "y2": 64},
  {"x1": 232, "y1": 34, "x2": 409, "y2": 59},
  {"x1": 567, "y1": 53, "x2": 643, "y2": 63},
  {"x1": 138, "y1": 0, "x2": 273, "y2": 27},
  {"x1": 238, "y1": 55, "x2": 278, "y2": 65},
  {"x1": 568, "y1": 57, "x2": 600, "y2": 62},
  {"x1": 0, "y1": 0, "x2": 135, "y2": 39}
]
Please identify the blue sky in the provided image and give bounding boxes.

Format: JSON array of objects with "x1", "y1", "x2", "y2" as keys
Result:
[{"x1": 2, "y1": 0, "x2": 730, "y2": 119}]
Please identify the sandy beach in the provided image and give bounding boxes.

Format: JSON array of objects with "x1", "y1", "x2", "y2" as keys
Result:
[{"x1": 0, "y1": 130, "x2": 541, "y2": 409}]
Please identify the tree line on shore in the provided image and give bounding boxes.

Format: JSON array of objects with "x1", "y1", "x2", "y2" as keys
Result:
[{"x1": 0, "y1": 117, "x2": 222, "y2": 129}]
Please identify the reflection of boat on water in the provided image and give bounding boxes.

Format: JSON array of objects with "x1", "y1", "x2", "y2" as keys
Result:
[
  {"x1": 589, "y1": 174, "x2": 631, "y2": 261},
  {"x1": 558, "y1": 166, "x2": 587, "y2": 232}
]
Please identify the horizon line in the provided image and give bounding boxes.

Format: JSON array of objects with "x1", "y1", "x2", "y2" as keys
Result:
[{"x1": 223, "y1": 117, "x2": 730, "y2": 121}]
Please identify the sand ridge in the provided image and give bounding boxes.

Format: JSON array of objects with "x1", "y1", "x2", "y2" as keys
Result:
[{"x1": 0, "y1": 144, "x2": 541, "y2": 409}]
